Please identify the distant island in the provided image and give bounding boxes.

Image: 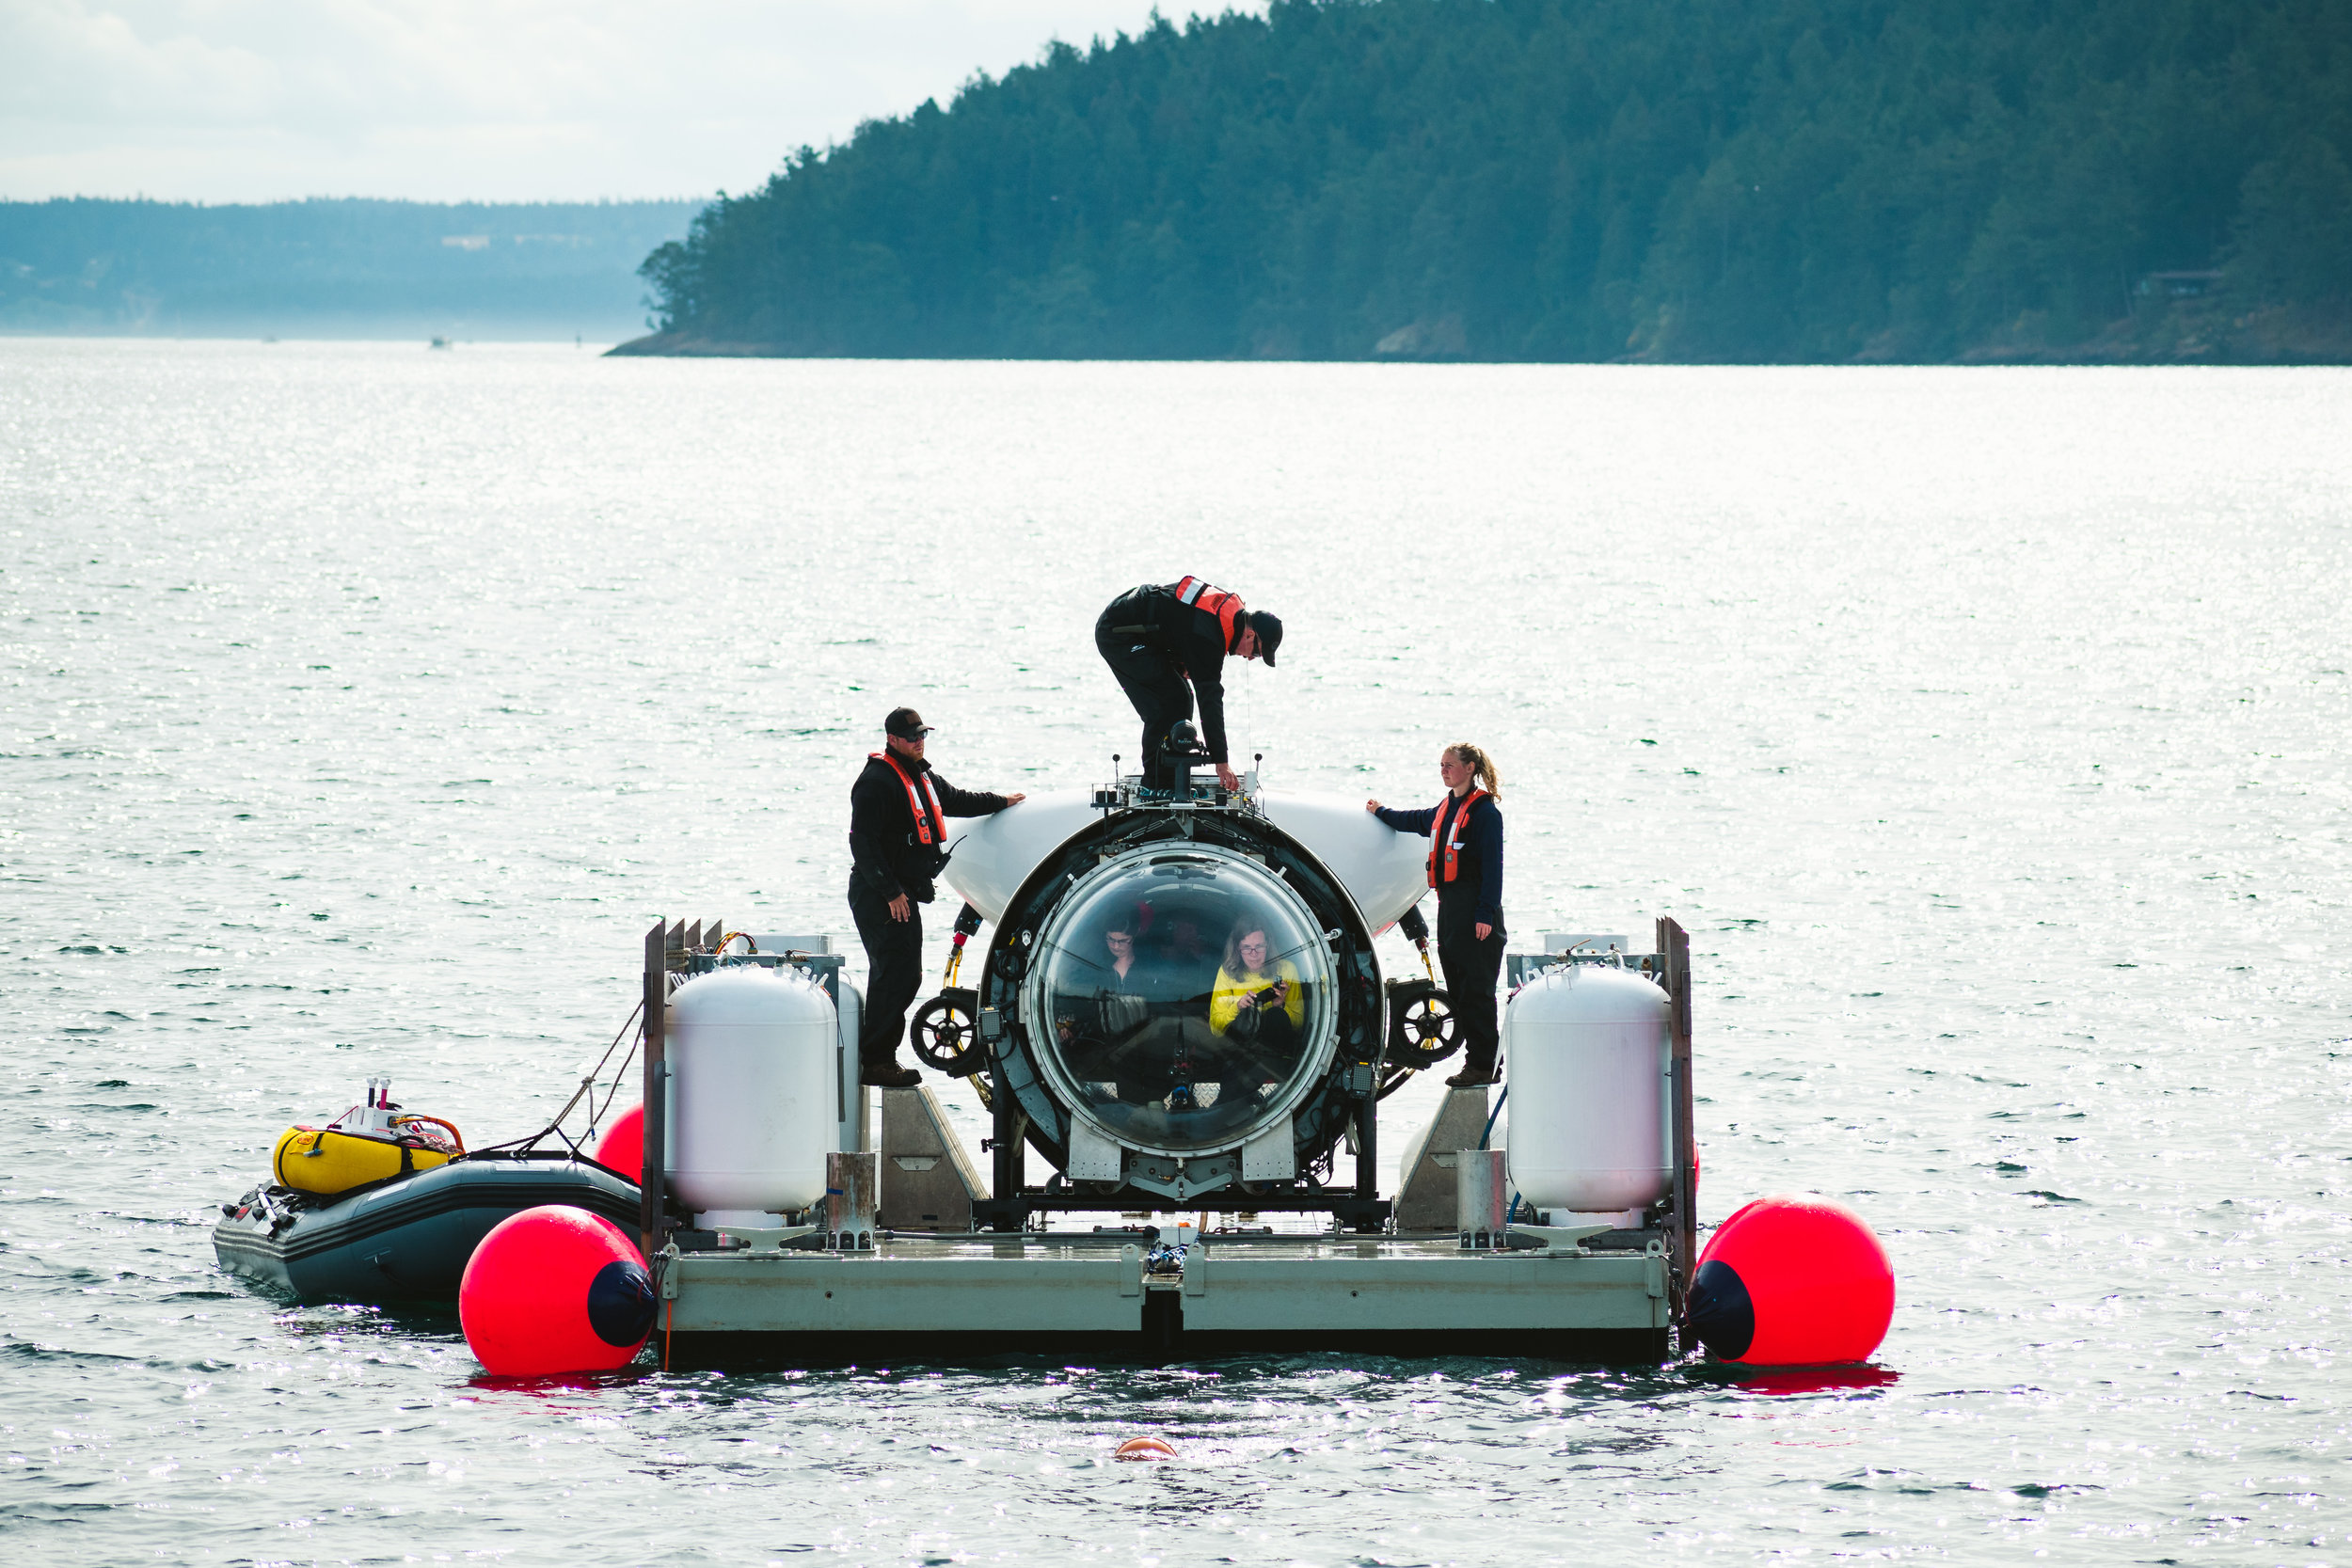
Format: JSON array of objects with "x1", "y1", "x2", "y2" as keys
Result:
[
  {"x1": 614, "y1": 0, "x2": 2351, "y2": 364},
  {"x1": 0, "y1": 198, "x2": 700, "y2": 341}
]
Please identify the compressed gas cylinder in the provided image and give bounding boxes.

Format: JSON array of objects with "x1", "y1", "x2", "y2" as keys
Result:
[
  {"x1": 665, "y1": 967, "x2": 833, "y2": 1229},
  {"x1": 1687, "y1": 1193, "x2": 1894, "y2": 1366},
  {"x1": 458, "y1": 1205, "x2": 657, "y2": 1376},
  {"x1": 1503, "y1": 962, "x2": 1672, "y2": 1216}
]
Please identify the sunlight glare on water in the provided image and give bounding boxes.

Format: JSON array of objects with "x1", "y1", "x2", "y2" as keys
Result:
[{"x1": 2, "y1": 340, "x2": 2348, "y2": 1563}]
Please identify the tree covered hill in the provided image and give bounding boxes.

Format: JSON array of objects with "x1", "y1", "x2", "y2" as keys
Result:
[{"x1": 623, "y1": 0, "x2": 2352, "y2": 363}]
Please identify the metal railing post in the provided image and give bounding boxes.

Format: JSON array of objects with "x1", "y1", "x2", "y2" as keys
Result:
[
  {"x1": 639, "y1": 918, "x2": 671, "y2": 1259},
  {"x1": 1659, "y1": 916, "x2": 1696, "y2": 1323}
]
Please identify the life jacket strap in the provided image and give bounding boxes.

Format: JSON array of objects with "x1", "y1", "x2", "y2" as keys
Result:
[
  {"x1": 1427, "y1": 788, "x2": 1489, "y2": 887},
  {"x1": 1169, "y1": 575, "x2": 1245, "y2": 651},
  {"x1": 872, "y1": 752, "x2": 946, "y2": 846}
]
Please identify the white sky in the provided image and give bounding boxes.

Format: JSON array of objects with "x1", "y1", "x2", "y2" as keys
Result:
[{"x1": 0, "y1": 1, "x2": 1263, "y2": 203}]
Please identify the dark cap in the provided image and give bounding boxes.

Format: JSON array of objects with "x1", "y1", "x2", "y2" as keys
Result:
[
  {"x1": 884, "y1": 706, "x2": 933, "y2": 739},
  {"x1": 1250, "y1": 610, "x2": 1282, "y2": 668}
]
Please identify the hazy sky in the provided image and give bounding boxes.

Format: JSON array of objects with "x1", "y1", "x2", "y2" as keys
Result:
[{"x1": 1, "y1": 1, "x2": 1262, "y2": 204}]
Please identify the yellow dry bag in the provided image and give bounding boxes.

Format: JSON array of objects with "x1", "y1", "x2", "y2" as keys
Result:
[{"x1": 271, "y1": 1116, "x2": 463, "y2": 1196}]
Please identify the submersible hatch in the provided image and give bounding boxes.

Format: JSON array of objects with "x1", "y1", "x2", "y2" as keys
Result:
[{"x1": 642, "y1": 737, "x2": 1700, "y2": 1364}]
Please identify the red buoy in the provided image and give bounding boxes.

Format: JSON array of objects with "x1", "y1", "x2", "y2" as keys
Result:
[
  {"x1": 1687, "y1": 1194, "x2": 1893, "y2": 1366},
  {"x1": 459, "y1": 1205, "x2": 657, "y2": 1376},
  {"x1": 1115, "y1": 1435, "x2": 1177, "y2": 1462},
  {"x1": 594, "y1": 1104, "x2": 644, "y2": 1181}
]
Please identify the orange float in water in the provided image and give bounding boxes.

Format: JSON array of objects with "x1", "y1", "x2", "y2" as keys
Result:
[
  {"x1": 1687, "y1": 1193, "x2": 1893, "y2": 1367},
  {"x1": 459, "y1": 1204, "x2": 657, "y2": 1376},
  {"x1": 594, "y1": 1105, "x2": 644, "y2": 1182},
  {"x1": 1114, "y1": 1435, "x2": 1177, "y2": 1462}
]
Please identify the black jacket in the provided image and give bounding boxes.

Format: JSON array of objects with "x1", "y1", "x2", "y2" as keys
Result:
[
  {"x1": 1100, "y1": 583, "x2": 1242, "y2": 764},
  {"x1": 1375, "y1": 792, "x2": 1506, "y2": 937},
  {"x1": 848, "y1": 753, "x2": 1010, "y2": 904}
]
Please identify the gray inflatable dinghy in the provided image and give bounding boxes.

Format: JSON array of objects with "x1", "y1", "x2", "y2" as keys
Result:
[{"x1": 213, "y1": 1152, "x2": 641, "y2": 1306}]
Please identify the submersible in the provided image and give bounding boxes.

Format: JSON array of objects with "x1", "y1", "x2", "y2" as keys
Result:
[{"x1": 626, "y1": 741, "x2": 1701, "y2": 1364}]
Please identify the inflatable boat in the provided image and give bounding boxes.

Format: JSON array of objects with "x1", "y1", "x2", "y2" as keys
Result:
[{"x1": 213, "y1": 1151, "x2": 640, "y2": 1306}]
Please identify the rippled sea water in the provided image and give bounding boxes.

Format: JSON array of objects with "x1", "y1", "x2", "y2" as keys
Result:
[{"x1": 4, "y1": 339, "x2": 2348, "y2": 1564}]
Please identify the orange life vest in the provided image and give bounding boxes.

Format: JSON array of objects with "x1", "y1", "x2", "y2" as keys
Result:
[
  {"x1": 1171, "y1": 575, "x2": 1246, "y2": 652},
  {"x1": 1427, "y1": 788, "x2": 1489, "y2": 887},
  {"x1": 872, "y1": 752, "x2": 946, "y2": 846}
]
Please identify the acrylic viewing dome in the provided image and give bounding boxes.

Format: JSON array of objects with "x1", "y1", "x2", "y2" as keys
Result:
[{"x1": 1025, "y1": 844, "x2": 1337, "y2": 1157}]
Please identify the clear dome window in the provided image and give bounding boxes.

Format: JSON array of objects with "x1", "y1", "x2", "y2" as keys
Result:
[{"x1": 1026, "y1": 847, "x2": 1334, "y2": 1154}]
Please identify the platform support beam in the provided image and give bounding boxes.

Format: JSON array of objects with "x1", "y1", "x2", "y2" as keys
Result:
[
  {"x1": 1353, "y1": 1080, "x2": 1380, "y2": 1229},
  {"x1": 1660, "y1": 916, "x2": 1696, "y2": 1328},
  {"x1": 985, "y1": 1092, "x2": 1028, "y2": 1232},
  {"x1": 639, "y1": 919, "x2": 674, "y2": 1259}
]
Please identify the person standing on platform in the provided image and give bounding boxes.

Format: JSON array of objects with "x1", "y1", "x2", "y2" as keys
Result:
[
  {"x1": 1094, "y1": 576, "x2": 1282, "y2": 794},
  {"x1": 848, "y1": 707, "x2": 1025, "y2": 1086},
  {"x1": 1365, "y1": 743, "x2": 1507, "y2": 1086}
]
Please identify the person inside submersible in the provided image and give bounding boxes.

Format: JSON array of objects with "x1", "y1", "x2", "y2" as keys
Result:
[
  {"x1": 1050, "y1": 896, "x2": 1312, "y2": 1126},
  {"x1": 1094, "y1": 576, "x2": 1282, "y2": 795},
  {"x1": 848, "y1": 707, "x2": 1025, "y2": 1087}
]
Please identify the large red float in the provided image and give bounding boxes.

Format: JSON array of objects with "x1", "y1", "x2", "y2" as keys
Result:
[
  {"x1": 1687, "y1": 1193, "x2": 1893, "y2": 1366},
  {"x1": 459, "y1": 1205, "x2": 657, "y2": 1376},
  {"x1": 593, "y1": 1104, "x2": 643, "y2": 1181}
]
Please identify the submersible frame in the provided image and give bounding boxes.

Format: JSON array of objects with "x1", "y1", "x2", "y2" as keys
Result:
[{"x1": 633, "y1": 784, "x2": 1701, "y2": 1365}]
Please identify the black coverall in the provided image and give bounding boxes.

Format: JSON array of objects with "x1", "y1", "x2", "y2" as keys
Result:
[
  {"x1": 1375, "y1": 792, "x2": 1508, "y2": 1076},
  {"x1": 847, "y1": 754, "x2": 1009, "y2": 1067},
  {"x1": 1094, "y1": 584, "x2": 1239, "y2": 787}
]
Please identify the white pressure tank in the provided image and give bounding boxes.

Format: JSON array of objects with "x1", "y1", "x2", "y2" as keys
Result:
[
  {"x1": 663, "y1": 966, "x2": 834, "y2": 1228},
  {"x1": 1503, "y1": 962, "x2": 1673, "y2": 1217}
]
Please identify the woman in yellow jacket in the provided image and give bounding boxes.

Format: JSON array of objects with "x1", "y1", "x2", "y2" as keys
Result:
[{"x1": 1209, "y1": 919, "x2": 1306, "y2": 1083}]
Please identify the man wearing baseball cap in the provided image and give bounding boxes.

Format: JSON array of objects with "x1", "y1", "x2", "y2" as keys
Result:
[
  {"x1": 847, "y1": 708, "x2": 1025, "y2": 1086},
  {"x1": 1094, "y1": 575, "x2": 1281, "y2": 795}
]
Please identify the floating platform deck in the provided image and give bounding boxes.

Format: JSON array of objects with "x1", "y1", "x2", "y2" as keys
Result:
[{"x1": 659, "y1": 1229, "x2": 1674, "y2": 1366}]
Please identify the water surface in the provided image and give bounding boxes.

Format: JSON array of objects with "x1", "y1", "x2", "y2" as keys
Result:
[{"x1": 4, "y1": 340, "x2": 2348, "y2": 1563}]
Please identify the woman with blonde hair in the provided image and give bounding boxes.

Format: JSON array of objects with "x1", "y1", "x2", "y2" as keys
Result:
[{"x1": 1365, "y1": 743, "x2": 1507, "y2": 1086}]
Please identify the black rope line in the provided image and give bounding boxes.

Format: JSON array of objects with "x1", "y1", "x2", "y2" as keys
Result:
[{"x1": 468, "y1": 999, "x2": 644, "y2": 1159}]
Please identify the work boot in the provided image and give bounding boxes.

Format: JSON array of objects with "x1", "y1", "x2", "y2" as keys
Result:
[
  {"x1": 860, "y1": 1054, "x2": 921, "y2": 1089},
  {"x1": 1444, "y1": 1062, "x2": 1496, "y2": 1089}
]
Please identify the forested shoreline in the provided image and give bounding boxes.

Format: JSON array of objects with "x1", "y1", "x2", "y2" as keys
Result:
[{"x1": 623, "y1": 0, "x2": 2352, "y2": 363}]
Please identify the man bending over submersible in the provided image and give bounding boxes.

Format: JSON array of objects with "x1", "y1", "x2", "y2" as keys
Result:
[{"x1": 1095, "y1": 575, "x2": 1282, "y2": 796}]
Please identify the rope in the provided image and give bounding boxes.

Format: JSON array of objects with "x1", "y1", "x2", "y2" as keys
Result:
[
  {"x1": 469, "y1": 999, "x2": 644, "y2": 1158},
  {"x1": 590, "y1": 1034, "x2": 640, "y2": 1131}
]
